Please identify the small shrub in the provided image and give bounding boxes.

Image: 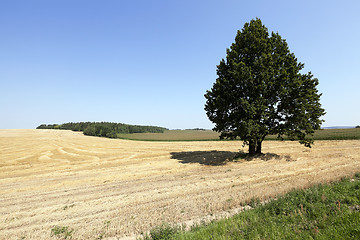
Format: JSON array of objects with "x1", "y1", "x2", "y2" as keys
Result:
[
  {"x1": 142, "y1": 223, "x2": 181, "y2": 240},
  {"x1": 51, "y1": 226, "x2": 73, "y2": 239},
  {"x1": 248, "y1": 197, "x2": 261, "y2": 208}
]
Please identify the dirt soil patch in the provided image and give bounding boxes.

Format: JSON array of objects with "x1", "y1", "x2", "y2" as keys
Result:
[{"x1": 1, "y1": 129, "x2": 359, "y2": 239}]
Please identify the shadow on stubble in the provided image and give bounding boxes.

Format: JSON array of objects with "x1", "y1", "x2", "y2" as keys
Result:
[{"x1": 170, "y1": 151, "x2": 292, "y2": 166}]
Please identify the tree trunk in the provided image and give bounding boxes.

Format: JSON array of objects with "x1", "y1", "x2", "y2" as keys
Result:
[
  {"x1": 249, "y1": 140, "x2": 256, "y2": 156},
  {"x1": 256, "y1": 141, "x2": 262, "y2": 154}
]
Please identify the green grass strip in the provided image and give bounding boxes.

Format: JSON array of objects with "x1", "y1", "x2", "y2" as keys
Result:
[{"x1": 142, "y1": 173, "x2": 360, "y2": 239}]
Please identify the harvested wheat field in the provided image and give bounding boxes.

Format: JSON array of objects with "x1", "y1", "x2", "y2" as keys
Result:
[{"x1": 1, "y1": 129, "x2": 359, "y2": 239}]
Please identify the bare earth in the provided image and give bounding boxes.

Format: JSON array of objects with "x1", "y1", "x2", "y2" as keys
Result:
[{"x1": 1, "y1": 129, "x2": 359, "y2": 239}]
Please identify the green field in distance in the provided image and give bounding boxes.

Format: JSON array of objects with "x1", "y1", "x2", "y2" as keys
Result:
[{"x1": 117, "y1": 128, "x2": 360, "y2": 141}]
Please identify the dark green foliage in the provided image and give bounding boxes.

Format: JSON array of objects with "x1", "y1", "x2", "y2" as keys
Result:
[
  {"x1": 143, "y1": 173, "x2": 360, "y2": 239},
  {"x1": 185, "y1": 128, "x2": 207, "y2": 131},
  {"x1": 356, "y1": 125, "x2": 360, "y2": 128},
  {"x1": 36, "y1": 122, "x2": 167, "y2": 138},
  {"x1": 204, "y1": 18, "x2": 325, "y2": 155}
]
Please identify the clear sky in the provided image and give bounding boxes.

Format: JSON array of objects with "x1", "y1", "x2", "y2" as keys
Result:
[{"x1": 1, "y1": 0, "x2": 359, "y2": 129}]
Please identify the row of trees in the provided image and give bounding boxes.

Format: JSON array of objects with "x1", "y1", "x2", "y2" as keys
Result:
[
  {"x1": 185, "y1": 128, "x2": 207, "y2": 131},
  {"x1": 36, "y1": 122, "x2": 168, "y2": 138}
]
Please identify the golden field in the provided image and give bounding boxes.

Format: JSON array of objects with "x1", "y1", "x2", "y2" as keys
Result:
[{"x1": 1, "y1": 129, "x2": 359, "y2": 239}]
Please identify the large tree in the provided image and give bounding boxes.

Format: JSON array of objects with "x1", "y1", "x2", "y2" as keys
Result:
[{"x1": 204, "y1": 18, "x2": 325, "y2": 155}]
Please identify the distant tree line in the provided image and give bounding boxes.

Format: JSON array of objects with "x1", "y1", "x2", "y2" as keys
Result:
[
  {"x1": 36, "y1": 122, "x2": 168, "y2": 138},
  {"x1": 356, "y1": 125, "x2": 360, "y2": 129},
  {"x1": 185, "y1": 128, "x2": 207, "y2": 131}
]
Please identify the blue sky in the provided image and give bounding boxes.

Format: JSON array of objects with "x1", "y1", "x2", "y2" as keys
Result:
[{"x1": 1, "y1": 0, "x2": 359, "y2": 129}]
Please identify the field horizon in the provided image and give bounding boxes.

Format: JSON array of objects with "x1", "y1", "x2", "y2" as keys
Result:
[
  {"x1": 1, "y1": 129, "x2": 359, "y2": 239},
  {"x1": 117, "y1": 128, "x2": 360, "y2": 141}
]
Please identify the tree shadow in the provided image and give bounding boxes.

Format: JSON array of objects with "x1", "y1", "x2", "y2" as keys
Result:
[
  {"x1": 170, "y1": 151, "x2": 238, "y2": 166},
  {"x1": 170, "y1": 151, "x2": 292, "y2": 166}
]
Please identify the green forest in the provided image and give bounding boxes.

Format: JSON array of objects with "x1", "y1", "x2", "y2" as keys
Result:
[{"x1": 36, "y1": 122, "x2": 168, "y2": 138}]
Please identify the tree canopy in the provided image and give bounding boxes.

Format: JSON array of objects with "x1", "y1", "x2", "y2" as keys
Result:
[{"x1": 204, "y1": 18, "x2": 325, "y2": 155}]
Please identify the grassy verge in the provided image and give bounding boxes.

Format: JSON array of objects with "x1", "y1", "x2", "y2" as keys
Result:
[
  {"x1": 141, "y1": 173, "x2": 360, "y2": 239},
  {"x1": 118, "y1": 128, "x2": 360, "y2": 141}
]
